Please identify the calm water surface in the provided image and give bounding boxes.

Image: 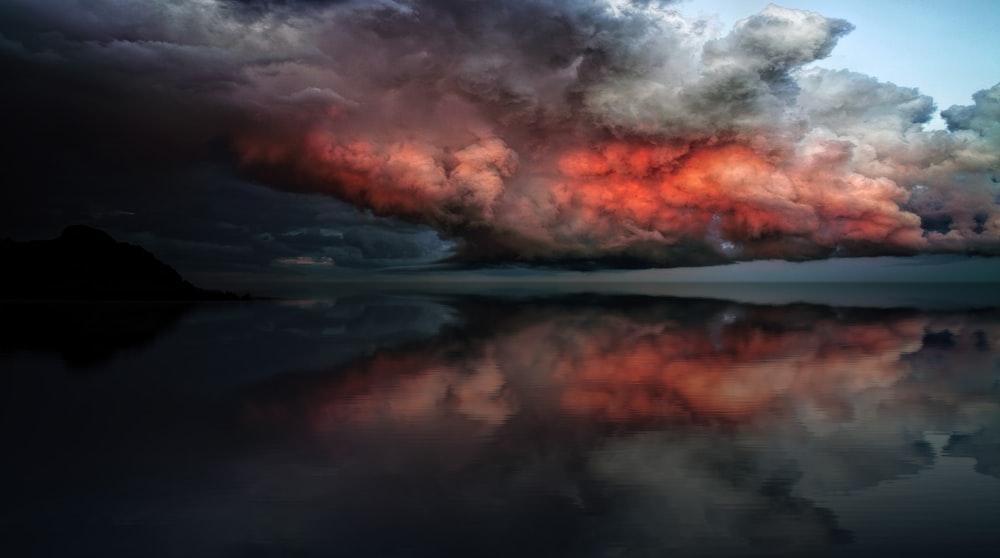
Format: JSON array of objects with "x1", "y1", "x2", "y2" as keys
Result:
[{"x1": 3, "y1": 291, "x2": 1000, "y2": 557}]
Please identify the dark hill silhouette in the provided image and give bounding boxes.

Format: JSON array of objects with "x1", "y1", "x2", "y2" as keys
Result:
[
  {"x1": 0, "y1": 225, "x2": 246, "y2": 300},
  {"x1": 0, "y1": 226, "x2": 252, "y2": 368}
]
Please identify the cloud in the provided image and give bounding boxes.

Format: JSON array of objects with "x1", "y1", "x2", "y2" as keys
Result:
[
  {"x1": 1, "y1": 0, "x2": 998, "y2": 267},
  {"x1": 274, "y1": 255, "x2": 335, "y2": 266},
  {"x1": 62, "y1": 167, "x2": 454, "y2": 274}
]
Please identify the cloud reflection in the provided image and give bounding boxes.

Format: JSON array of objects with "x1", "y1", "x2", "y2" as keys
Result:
[{"x1": 237, "y1": 295, "x2": 1000, "y2": 555}]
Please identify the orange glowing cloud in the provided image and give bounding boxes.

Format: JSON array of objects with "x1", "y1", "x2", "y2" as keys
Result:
[{"x1": 217, "y1": 2, "x2": 1000, "y2": 266}]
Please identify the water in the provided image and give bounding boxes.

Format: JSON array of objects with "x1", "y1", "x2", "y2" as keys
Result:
[{"x1": 3, "y1": 289, "x2": 1000, "y2": 557}]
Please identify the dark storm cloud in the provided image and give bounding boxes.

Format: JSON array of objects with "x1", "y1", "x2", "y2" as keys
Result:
[
  {"x1": 1, "y1": 0, "x2": 998, "y2": 269},
  {"x1": 0, "y1": 0, "x2": 452, "y2": 272},
  {"x1": 83, "y1": 167, "x2": 452, "y2": 273}
]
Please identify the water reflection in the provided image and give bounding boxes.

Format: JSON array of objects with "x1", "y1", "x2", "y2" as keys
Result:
[
  {"x1": 3, "y1": 294, "x2": 1000, "y2": 557},
  {"x1": 0, "y1": 302, "x2": 192, "y2": 368},
  {"x1": 236, "y1": 297, "x2": 1000, "y2": 555}
]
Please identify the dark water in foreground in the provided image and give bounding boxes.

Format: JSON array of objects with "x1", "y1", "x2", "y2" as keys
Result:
[{"x1": 3, "y1": 290, "x2": 1000, "y2": 557}]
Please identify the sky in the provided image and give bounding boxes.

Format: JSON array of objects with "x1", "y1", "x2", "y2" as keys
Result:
[
  {"x1": 679, "y1": 0, "x2": 1000, "y2": 127},
  {"x1": 1, "y1": 0, "x2": 998, "y2": 284}
]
